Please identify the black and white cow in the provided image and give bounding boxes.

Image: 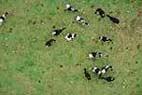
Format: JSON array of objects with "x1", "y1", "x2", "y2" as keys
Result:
[
  {"x1": 75, "y1": 16, "x2": 89, "y2": 26},
  {"x1": 45, "y1": 39, "x2": 56, "y2": 47},
  {"x1": 101, "y1": 76, "x2": 115, "y2": 82},
  {"x1": 52, "y1": 27, "x2": 66, "y2": 36},
  {"x1": 76, "y1": 15, "x2": 84, "y2": 22},
  {"x1": 92, "y1": 66, "x2": 102, "y2": 77},
  {"x1": 106, "y1": 15, "x2": 120, "y2": 24},
  {"x1": 84, "y1": 68, "x2": 91, "y2": 80},
  {"x1": 65, "y1": 33, "x2": 77, "y2": 41},
  {"x1": 100, "y1": 65, "x2": 113, "y2": 75},
  {"x1": 92, "y1": 65, "x2": 113, "y2": 77},
  {"x1": 65, "y1": 4, "x2": 78, "y2": 12},
  {"x1": 99, "y1": 36, "x2": 112, "y2": 42},
  {"x1": 88, "y1": 51, "x2": 103, "y2": 59},
  {"x1": 0, "y1": 12, "x2": 8, "y2": 26},
  {"x1": 95, "y1": 8, "x2": 105, "y2": 18}
]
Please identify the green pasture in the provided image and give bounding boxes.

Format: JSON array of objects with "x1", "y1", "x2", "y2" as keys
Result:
[{"x1": 0, "y1": 0, "x2": 142, "y2": 95}]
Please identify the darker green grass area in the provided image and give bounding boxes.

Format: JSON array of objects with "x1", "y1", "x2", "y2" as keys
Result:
[{"x1": 0, "y1": 0, "x2": 142, "y2": 95}]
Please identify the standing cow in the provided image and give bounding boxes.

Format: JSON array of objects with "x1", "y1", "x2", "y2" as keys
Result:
[{"x1": 0, "y1": 12, "x2": 8, "y2": 26}]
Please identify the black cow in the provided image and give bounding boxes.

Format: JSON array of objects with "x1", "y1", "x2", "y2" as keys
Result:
[
  {"x1": 84, "y1": 68, "x2": 91, "y2": 80},
  {"x1": 83, "y1": 22, "x2": 89, "y2": 26},
  {"x1": 101, "y1": 76, "x2": 115, "y2": 82},
  {"x1": 95, "y1": 8, "x2": 105, "y2": 18},
  {"x1": 106, "y1": 15, "x2": 120, "y2": 24},
  {"x1": 45, "y1": 39, "x2": 56, "y2": 47},
  {"x1": 99, "y1": 36, "x2": 112, "y2": 42},
  {"x1": 52, "y1": 27, "x2": 66, "y2": 36}
]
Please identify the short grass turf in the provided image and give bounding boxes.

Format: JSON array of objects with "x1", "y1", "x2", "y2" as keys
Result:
[{"x1": 0, "y1": 0, "x2": 142, "y2": 95}]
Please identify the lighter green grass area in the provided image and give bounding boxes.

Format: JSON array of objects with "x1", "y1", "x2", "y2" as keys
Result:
[{"x1": 0, "y1": 0, "x2": 142, "y2": 95}]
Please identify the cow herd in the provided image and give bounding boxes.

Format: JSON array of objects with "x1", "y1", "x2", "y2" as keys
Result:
[
  {"x1": 0, "y1": 3, "x2": 120, "y2": 82},
  {"x1": 45, "y1": 4, "x2": 119, "y2": 82}
]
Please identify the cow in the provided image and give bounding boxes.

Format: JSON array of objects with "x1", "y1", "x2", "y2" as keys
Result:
[
  {"x1": 95, "y1": 8, "x2": 105, "y2": 18},
  {"x1": 106, "y1": 15, "x2": 120, "y2": 24},
  {"x1": 92, "y1": 66, "x2": 102, "y2": 77},
  {"x1": 65, "y1": 33, "x2": 77, "y2": 41},
  {"x1": 76, "y1": 16, "x2": 84, "y2": 22},
  {"x1": 99, "y1": 36, "x2": 112, "y2": 42},
  {"x1": 45, "y1": 39, "x2": 56, "y2": 47},
  {"x1": 84, "y1": 68, "x2": 91, "y2": 80},
  {"x1": 88, "y1": 51, "x2": 103, "y2": 59},
  {"x1": 92, "y1": 65, "x2": 113, "y2": 76},
  {"x1": 52, "y1": 27, "x2": 66, "y2": 36},
  {"x1": 75, "y1": 16, "x2": 89, "y2": 26},
  {"x1": 101, "y1": 65, "x2": 113, "y2": 75},
  {"x1": 0, "y1": 12, "x2": 8, "y2": 26},
  {"x1": 65, "y1": 4, "x2": 78, "y2": 12},
  {"x1": 101, "y1": 76, "x2": 115, "y2": 82},
  {"x1": 91, "y1": 65, "x2": 114, "y2": 81}
]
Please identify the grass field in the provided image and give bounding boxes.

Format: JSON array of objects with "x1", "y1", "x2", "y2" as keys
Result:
[{"x1": 0, "y1": 0, "x2": 142, "y2": 95}]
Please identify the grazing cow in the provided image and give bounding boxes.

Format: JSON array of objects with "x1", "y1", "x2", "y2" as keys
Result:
[
  {"x1": 65, "y1": 33, "x2": 77, "y2": 41},
  {"x1": 52, "y1": 27, "x2": 66, "y2": 36},
  {"x1": 91, "y1": 65, "x2": 114, "y2": 81},
  {"x1": 101, "y1": 65, "x2": 113, "y2": 74},
  {"x1": 75, "y1": 16, "x2": 89, "y2": 26},
  {"x1": 99, "y1": 36, "x2": 112, "y2": 42},
  {"x1": 45, "y1": 39, "x2": 56, "y2": 47},
  {"x1": 95, "y1": 8, "x2": 105, "y2": 18},
  {"x1": 101, "y1": 76, "x2": 115, "y2": 82},
  {"x1": 76, "y1": 16, "x2": 84, "y2": 22},
  {"x1": 65, "y1": 4, "x2": 78, "y2": 12},
  {"x1": 88, "y1": 51, "x2": 103, "y2": 59},
  {"x1": 106, "y1": 15, "x2": 120, "y2": 24},
  {"x1": 84, "y1": 68, "x2": 91, "y2": 80},
  {"x1": 92, "y1": 65, "x2": 113, "y2": 76},
  {"x1": 92, "y1": 66, "x2": 102, "y2": 76},
  {"x1": 0, "y1": 12, "x2": 8, "y2": 26}
]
